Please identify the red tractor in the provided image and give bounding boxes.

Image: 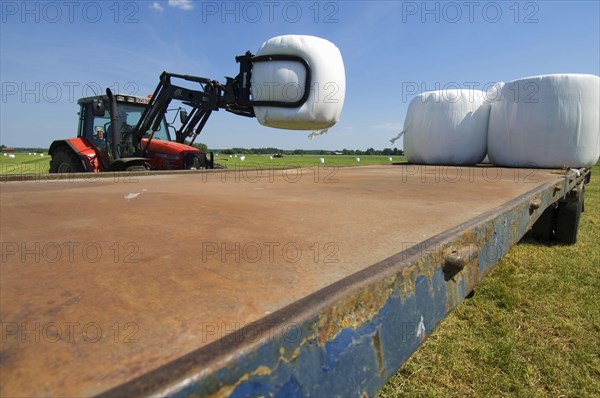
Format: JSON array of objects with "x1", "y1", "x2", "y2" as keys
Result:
[
  {"x1": 49, "y1": 51, "x2": 310, "y2": 173},
  {"x1": 49, "y1": 92, "x2": 212, "y2": 172}
]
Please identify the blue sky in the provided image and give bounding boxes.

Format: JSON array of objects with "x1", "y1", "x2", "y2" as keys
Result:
[{"x1": 1, "y1": 1, "x2": 599, "y2": 150}]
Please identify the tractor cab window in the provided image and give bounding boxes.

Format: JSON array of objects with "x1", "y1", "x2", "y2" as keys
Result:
[
  {"x1": 117, "y1": 104, "x2": 171, "y2": 141},
  {"x1": 80, "y1": 105, "x2": 110, "y2": 151},
  {"x1": 81, "y1": 102, "x2": 172, "y2": 145}
]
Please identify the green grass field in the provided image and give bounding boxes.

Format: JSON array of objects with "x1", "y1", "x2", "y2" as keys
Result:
[
  {"x1": 2, "y1": 152, "x2": 597, "y2": 396},
  {"x1": 379, "y1": 164, "x2": 600, "y2": 397},
  {"x1": 0, "y1": 153, "x2": 402, "y2": 175},
  {"x1": 213, "y1": 154, "x2": 402, "y2": 168},
  {"x1": 0, "y1": 152, "x2": 51, "y2": 174}
]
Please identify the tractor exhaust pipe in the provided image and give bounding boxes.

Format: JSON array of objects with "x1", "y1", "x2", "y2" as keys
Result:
[{"x1": 106, "y1": 88, "x2": 121, "y2": 160}]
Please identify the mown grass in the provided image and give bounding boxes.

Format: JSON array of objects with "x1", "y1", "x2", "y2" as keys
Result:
[
  {"x1": 212, "y1": 154, "x2": 402, "y2": 168},
  {"x1": 379, "y1": 163, "x2": 600, "y2": 397},
  {"x1": 0, "y1": 153, "x2": 402, "y2": 175},
  {"x1": 0, "y1": 152, "x2": 50, "y2": 174}
]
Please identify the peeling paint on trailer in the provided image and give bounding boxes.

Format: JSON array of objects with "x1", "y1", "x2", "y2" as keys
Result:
[{"x1": 98, "y1": 168, "x2": 588, "y2": 398}]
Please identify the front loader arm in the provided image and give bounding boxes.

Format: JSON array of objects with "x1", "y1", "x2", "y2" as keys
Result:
[
  {"x1": 129, "y1": 51, "x2": 310, "y2": 154},
  {"x1": 131, "y1": 70, "x2": 255, "y2": 153}
]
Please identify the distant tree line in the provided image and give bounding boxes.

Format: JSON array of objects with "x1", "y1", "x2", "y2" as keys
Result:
[
  {"x1": 340, "y1": 148, "x2": 404, "y2": 156},
  {"x1": 3, "y1": 146, "x2": 48, "y2": 153},
  {"x1": 214, "y1": 147, "x2": 404, "y2": 156}
]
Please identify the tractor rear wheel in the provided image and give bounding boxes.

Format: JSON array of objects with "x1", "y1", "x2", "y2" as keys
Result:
[
  {"x1": 49, "y1": 147, "x2": 85, "y2": 173},
  {"x1": 126, "y1": 165, "x2": 148, "y2": 172}
]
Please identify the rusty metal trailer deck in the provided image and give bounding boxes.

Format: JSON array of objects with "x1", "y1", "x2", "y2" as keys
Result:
[{"x1": 0, "y1": 165, "x2": 590, "y2": 397}]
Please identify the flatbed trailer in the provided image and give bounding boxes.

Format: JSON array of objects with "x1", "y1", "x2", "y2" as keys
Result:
[{"x1": 0, "y1": 164, "x2": 590, "y2": 397}]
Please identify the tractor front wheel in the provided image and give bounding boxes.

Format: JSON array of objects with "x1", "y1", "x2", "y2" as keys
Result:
[{"x1": 49, "y1": 147, "x2": 85, "y2": 173}]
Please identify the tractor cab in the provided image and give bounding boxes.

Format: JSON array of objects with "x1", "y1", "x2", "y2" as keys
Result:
[
  {"x1": 79, "y1": 94, "x2": 172, "y2": 148},
  {"x1": 77, "y1": 94, "x2": 172, "y2": 169}
]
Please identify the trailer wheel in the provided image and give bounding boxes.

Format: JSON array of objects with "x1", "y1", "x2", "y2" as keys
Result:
[
  {"x1": 554, "y1": 188, "x2": 584, "y2": 244},
  {"x1": 531, "y1": 205, "x2": 556, "y2": 241},
  {"x1": 49, "y1": 146, "x2": 84, "y2": 173}
]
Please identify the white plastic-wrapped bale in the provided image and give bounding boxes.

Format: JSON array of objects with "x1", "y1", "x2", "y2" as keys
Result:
[
  {"x1": 401, "y1": 90, "x2": 490, "y2": 165},
  {"x1": 251, "y1": 35, "x2": 346, "y2": 130},
  {"x1": 488, "y1": 74, "x2": 600, "y2": 168}
]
